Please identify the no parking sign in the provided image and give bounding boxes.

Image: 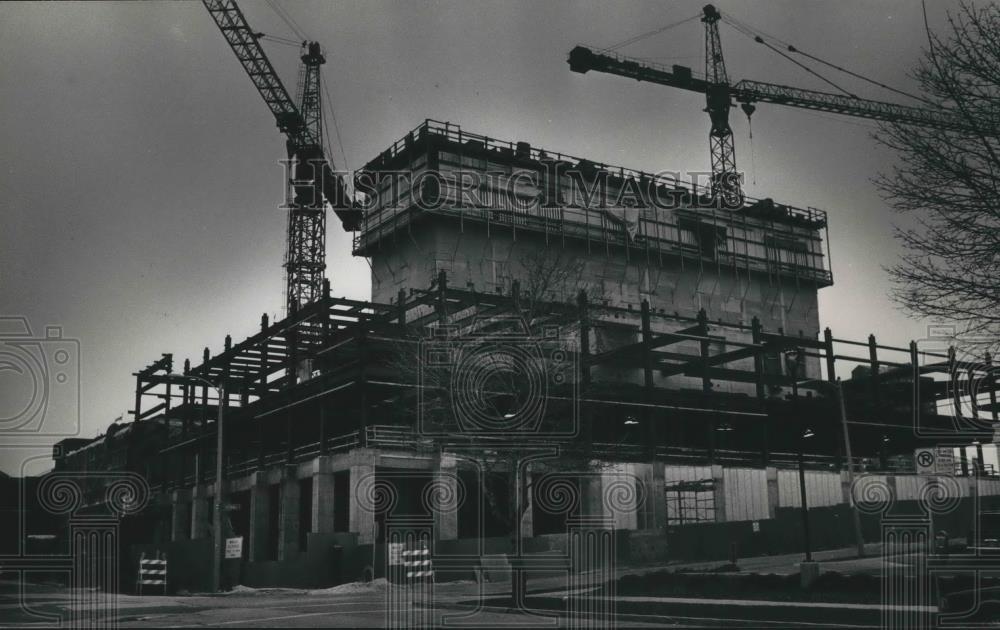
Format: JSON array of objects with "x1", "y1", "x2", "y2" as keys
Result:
[{"x1": 914, "y1": 447, "x2": 955, "y2": 475}]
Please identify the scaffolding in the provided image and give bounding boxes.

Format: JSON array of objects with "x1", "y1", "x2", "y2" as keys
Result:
[{"x1": 352, "y1": 120, "x2": 832, "y2": 290}]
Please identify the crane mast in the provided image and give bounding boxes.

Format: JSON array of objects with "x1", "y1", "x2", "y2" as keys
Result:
[
  {"x1": 569, "y1": 4, "x2": 980, "y2": 207},
  {"x1": 702, "y1": 5, "x2": 742, "y2": 208},
  {"x1": 285, "y1": 43, "x2": 326, "y2": 313},
  {"x1": 202, "y1": 0, "x2": 358, "y2": 314}
]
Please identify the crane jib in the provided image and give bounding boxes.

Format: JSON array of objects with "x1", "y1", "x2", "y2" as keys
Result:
[
  {"x1": 202, "y1": 0, "x2": 359, "y2": 229},
  {"x1": 568, "y1": 44, "x2": 976, "y2": 134}
]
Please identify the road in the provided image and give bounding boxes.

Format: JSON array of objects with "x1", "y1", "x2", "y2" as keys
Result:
[
  {"x1": 1, "y1": 579, "x2": 689, "y2": 628},
  {"x1": 0, "y1": 543, "x2": 937, "y2": 628}
]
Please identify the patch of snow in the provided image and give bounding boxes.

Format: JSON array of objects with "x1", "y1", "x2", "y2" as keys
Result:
[
  {"x1": 308, "y1": 578, "x2": 389, "y2": 595},
  {"x1": 221, "y1": 585, "x2": 305, "y2": 596}
]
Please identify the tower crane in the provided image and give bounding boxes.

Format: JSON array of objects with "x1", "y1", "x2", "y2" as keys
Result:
[
  {"x1": 569, "y1": 4, "x2": 982, "y2": 208},
  {"x1": 202, "y1": 0, "x2": 360, "y2": 314}
]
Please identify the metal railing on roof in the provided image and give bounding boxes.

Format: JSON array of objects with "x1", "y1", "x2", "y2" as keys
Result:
[{"x1": 363, "y1": 119, "x2": 828, "y2": 223}]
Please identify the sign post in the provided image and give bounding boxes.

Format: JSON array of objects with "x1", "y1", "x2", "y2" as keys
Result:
[{"x1": 224, "y1": 537, "x2": 243, "y2": 560}]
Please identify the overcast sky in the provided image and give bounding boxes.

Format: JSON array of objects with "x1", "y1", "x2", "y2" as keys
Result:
[{"x1": 0, "y1": 0, "x2": 968, "y2": 475}]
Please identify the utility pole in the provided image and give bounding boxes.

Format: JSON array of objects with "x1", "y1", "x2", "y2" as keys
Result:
[
  {"x1": 787, "y1": 348, "x2": 812, "y2": 562},
  {"x1": 213, "y1": 379, "x2": 226, "y2": 593},
  {"x1": 836, "y1": 378, "x2": 866, "y2": 558}
]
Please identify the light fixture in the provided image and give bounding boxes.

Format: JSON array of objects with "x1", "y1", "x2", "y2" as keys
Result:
[
  {"x1": 882, "y1": 434, "x2": 891, "y2": 443},
  {"x1": 503, "y1": 412, "x2": 517, "y2": 419},
  {"x1": 802, "y1": 428, "x2": 815, "y2": 439},
  {"x1": 716, "y1": 422, "x2": 734, "y2": 432},
  {"x1": 624, "y1": 416, "x2": 639, "y2": 425}
]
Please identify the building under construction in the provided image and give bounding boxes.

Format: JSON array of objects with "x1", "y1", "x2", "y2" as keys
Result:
[{"x1": 46, "y1": 121, "x2": 1000, "y2": 592}]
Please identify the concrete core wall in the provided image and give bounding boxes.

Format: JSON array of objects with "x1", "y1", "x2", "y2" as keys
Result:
[{"x1": 369, "y1": 221, "x2": 823, "y2": 388}]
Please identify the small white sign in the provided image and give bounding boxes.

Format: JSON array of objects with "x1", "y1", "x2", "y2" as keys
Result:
[
  {"x1": 225, "y1": 537, "x2": 243, "y2": 559},
  {"x1": 752, "y1": 521, "x2": 760, "y2": 533},
  {"x1": 388, "y1": 542, "x2": 404, "y2": 566},
  {"x1": 915, "y1": 447, "x2": 955, "y2": 476}
]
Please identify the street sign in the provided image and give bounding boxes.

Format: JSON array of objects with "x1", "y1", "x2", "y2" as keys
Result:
[
  {"x1": 915, "y1": 447, "x2": 955, "y2": 475},
  {"x1": 225, "y1": 536, "x2": 243, "y2": 559}
]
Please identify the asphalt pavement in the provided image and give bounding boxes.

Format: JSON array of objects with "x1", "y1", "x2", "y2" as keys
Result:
[{"x1": 0, "y1": 542, "x2": 945, "y2": 628}]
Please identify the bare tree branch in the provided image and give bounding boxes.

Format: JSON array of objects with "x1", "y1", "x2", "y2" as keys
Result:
[{"x1": 874, "y1": 1, "x2": 1000, "y2": 344}]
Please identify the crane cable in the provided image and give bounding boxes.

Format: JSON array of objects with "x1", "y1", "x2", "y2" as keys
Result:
[
  {"x1": 723, "y1": 14, "x2": 937, "y2": 108},
  {"x1": 257, "y1": 33, "x2": 302, "y2": 48},
  {"x1": 604, "y1": 14, "x2": 701, "y2": 51},
  {"x1": 265, "y1": 0, "x2": 308, "y2": 43},
  {"x1": 320, "y1": 67, "x2": 352, "y2": 198},
  {"x1": 723, "y1": 17, "x2": 858, "y2": 98},
  {"x1": 785, "y1": 45, "x2": 941, "y2": 108}
]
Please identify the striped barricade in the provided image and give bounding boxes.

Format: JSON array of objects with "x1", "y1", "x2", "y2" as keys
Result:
[
  {"x1": 137, "y1": 552, "x2": 167, "y2": 595},
  {"x1": 402, "y1": 542, "x2": 433, "y2": 583}
]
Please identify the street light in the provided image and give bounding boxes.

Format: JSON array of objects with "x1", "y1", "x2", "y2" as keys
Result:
[
  {"x1": 798, "y1": 426, "x2": 815, "y2": 562},
  {"x1": 784, "y1": 348, "x2": 814, "y2": 563},
  {"x1": 168, "y1": 372, "x2": 226, "y2": 593}
]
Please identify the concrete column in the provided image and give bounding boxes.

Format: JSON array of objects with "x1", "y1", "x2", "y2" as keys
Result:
[
  {"x1": 603, "y1": 464, "x2": 637, "y2": 530},
  {"x1": 278, "y1": 470, "x2": 300, "y2": 561},
  {"x1": 969, "y1": 474, "x2": 980, "y2": 508},
  {"x1": 170, "y1": 491, "x2": 191, "y2": 542},
  {"x1": 434, "y1": 454, "x2": 459, "y2": 541},
  {"x1": 712, "y1": 465, "x2": 727, "y2": 523},
  {"x1": 190, "y1": 485, "x2": 212, "y2": 540},
  {"x1": 767, "y1": 467, "x2": 780, "y2": 519},
  {"x1": 520, "y1": 468, "x2": 534, "y2": 539},
  {"x1": 582, "y1": 471, "x2": 605, "y2": 518},
  {"x1": 840, "y1": 470, "x2": 852, "y2": 506},
  {"x1": 249, "y1": 473, "x2": 271, "y2": 562},
  {"x1": 648, "y1": 462, "x2": 667, "y2": 530},
  {"x1": 349, "y1": 459, "x2": 376, "y2": 545},
  {"x1": 312, "y1": 456, "x2": 335, "y2": 534}
]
